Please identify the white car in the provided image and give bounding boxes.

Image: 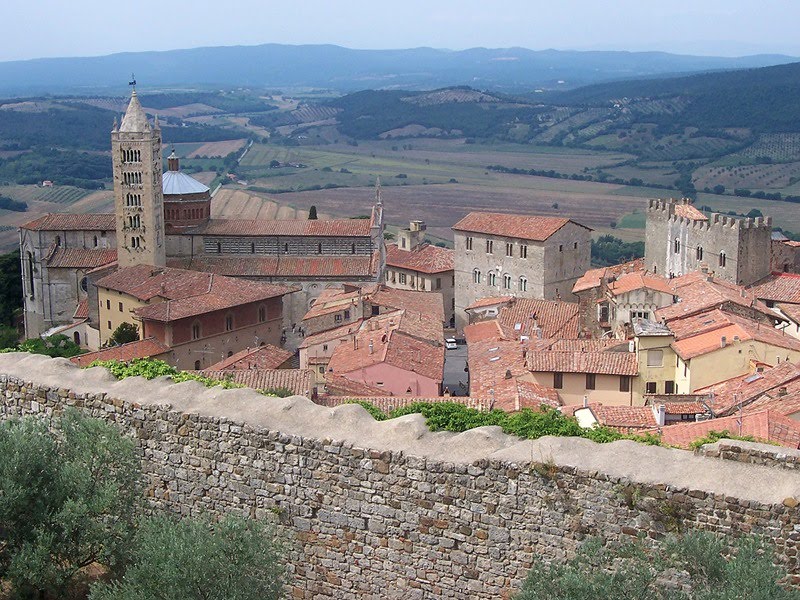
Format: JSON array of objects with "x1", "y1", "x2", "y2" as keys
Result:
[{"x1": 445, "y1": 338, "x2": 458, "y2": 350}]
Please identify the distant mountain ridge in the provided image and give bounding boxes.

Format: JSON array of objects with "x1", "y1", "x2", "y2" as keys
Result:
[{"x1": 0, "y1": 43, "x2": 796, "y2": 95}]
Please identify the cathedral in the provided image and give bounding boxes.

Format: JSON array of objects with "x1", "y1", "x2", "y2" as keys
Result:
[{"x1": 20, "y1": 90, "x2": 385, "y2": 351}]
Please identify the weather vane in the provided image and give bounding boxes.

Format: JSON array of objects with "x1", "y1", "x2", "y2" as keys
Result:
[{"x1": 128, "y1": 73, "x2": 137, "y2": 90}]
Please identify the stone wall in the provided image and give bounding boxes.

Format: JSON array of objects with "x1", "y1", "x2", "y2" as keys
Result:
[{"x1": 2, "y1": 353, "x2": 800, "y2": 599}]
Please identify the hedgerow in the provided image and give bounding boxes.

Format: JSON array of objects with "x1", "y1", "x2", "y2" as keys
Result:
[{"x1": 347, "y1": 401, "x2": 662, "y2": 446}]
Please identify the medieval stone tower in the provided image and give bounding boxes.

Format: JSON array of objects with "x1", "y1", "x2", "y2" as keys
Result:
[
  {"x1": 111, "y1": 90, "x2": 166, "y2": 268},
  {"x1": 644, "y1": 198, "x2": 772, "y2": 286}
]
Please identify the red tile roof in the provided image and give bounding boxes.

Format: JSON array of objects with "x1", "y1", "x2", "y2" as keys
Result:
[
  {"x1": 696, "y1": 361, "x2": 800, "y2": 415},
  {"x1": 497, "y1": 297, "x2": 581, "y2": 339},
  {"x1": 324, "y1": 373, "x2": 391, "y2": 397},
  {"x1": 200, "y1": 369, "x2": 312, "y2": 396},
  {"x1": 205, "y1": 344, "x2": 293, "y2": 371},
  {"x1": 673, "y1": 202, "x2": 708, "y2": 221},
  {"x1": 491, "y1": 378, "x2": 562, "y2": 412},
  {"x1": 778, "y1": 303, "x2": 800, "y2": 324},
  {"x1": 452, "y1": 212, "x2": 589, "y2": 241},
  {"x1": 563, "y1": 404, "x2": 658, "y2": 431},
  {"x1": 524, "y1": 350, "x2": 639, "y2": 376},
  {"x1": 656, "y1": 272, "x2": 773, "y2": 322},
  {"x1": 73, "y1": 299, "x2": 88, "y2": 320},
  {"x1": 606, "y1": 272, "x2": 673, "y2": 296},
  {"x1": 302, "y1": 286, "x2": 370, "y2": 320},
  {"x1": 71, "y1": 338, "x2": 170, "y2": 367},
  {"x1": 188, "y1": 218, "x2": 372, "y2": 237},
  {"x1": 370, "y1": 287, "x2": 445, "y2": 323},
  {"x1": 464, "y1": 320, "x2": 505, "y2": 344},
  {"x1": 327, "y1": 310, "x2": 444, "y2": 382},
  {"x1": 751, "y1": 273, "x2": 800, "y2": 305},
  {"x1": 46, "y1": 248, "x2": 117, "y2": 269},
  {"x1": 669, "y1": 310, "x2": 800, "y2": 360},
  {"x1": 168, "y1": 255, "x2": 377, "y2": 278},
  {"x1": 386, "y1": 243, "x2": 454, "y2": 274},
  {"x1": 21, "y1": 213, "x2": 116, "y2": 231},
  {"x1": 572, "y1": 259, "x2": 646, "y2": 293},
  {"x1": 97, "y1": 265, "x2": 291, "y2": 323},
  {"x1": 658, "y1": 409, "x2": 800, "y2": 449},
  {"x1": 299, "y1": 319, "x2": 364, "y2": 349},
  {"x1": 465, "y1": 296, "x2": 514, "y2": 310}
]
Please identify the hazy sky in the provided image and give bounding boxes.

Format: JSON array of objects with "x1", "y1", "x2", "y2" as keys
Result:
[{"x1": 3, "y1": 0, "x2": 799, "y2": 62}]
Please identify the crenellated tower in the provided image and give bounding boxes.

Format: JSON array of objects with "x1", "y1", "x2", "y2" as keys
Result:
[{"x1": 111, "y1": 89, "x2": 166, "y2": 267}]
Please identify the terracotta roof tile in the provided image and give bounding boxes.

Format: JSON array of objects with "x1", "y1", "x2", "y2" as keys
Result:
[
  {"x1": 465, "y1": 296, "x2": 514, "y2": 310},
  {"x1": 524, "y1": 350, "x2": 639, "y2": 376},
  {"x1": 744, "y1": 385, "x2": 800, "y2": 418},
  {"x1": 97, "y1": 265, "x2": 291, "y2": 323},
  {"x1": 21, "y1": 213, "x2": 116, "y2": 231},
  {"x1": 71, "y1": 338, "x2": 170, "y2": 367},
  {"x1": 607, "y1": 272, "x2": 673, "y2": 296},
  {"x1": 656, "y1": 272, "x2": 773, "y2": 322},
  {"x1": 200, "y1": 369, "x2": 312, "y2": 396},
  {"x1": 563, "y1": 404, "x2": 658, "y2": 431},
  {"x1": 464, "y1": 320, "x2": 505, "y2": 344},
  {"x1": 187, "y1": 218, "x2": 372, "y2": 237},
  {"x1": 205, "y1": 344, "x2": 292, "y2": 371},
  {"x1": 370, "y1": 287, "x2": 445, "y2": 323},
  {"x1": 572, "y1": 259, "x2": 646, "y2": 293},
  {"x1": 452, "y1": 212, "x2": 589, "y2": 241},
  {"x1": 302, "y1": 286, "x2": 370, "y2": 320},
  {"x1": 46, "y1": 248, "x2": 117, "y2": 269},
  {"x1": 751, "y1": 273, "x2": 800, "y2": 305},
  {"x1": 658, "y1": 409, "x2": 800, "y2": 449},
  {"x1": 778, "y1": 303, "x2": 800, "y2": 324},
  {"x1": 695, "y1": 361, "x2": 800, "y2": 415},
  {"x1": 73, "y1": 299, "x2": 88, "y2": 320},
  {"x1": 496, "y1": 297, "x2": 581, "y2": 339},
  {"x1": 386, "y1": 243, "x2": 454, "y2": 274},
  {"x1": 323, "y1": 373, "x2": 390, "y2": 397},
  {"x1": 167, "y1": 255, "x2": 377, "y2": 278},
  {"x1": 673, "y1": 202, "x2": 708, "y2": 221},
  {"x1": 327, "y1": 310, "x2": 444, "y2": 382},
  {"x1": 299, "y1": 320, "x2": 364, "y2": 349}
]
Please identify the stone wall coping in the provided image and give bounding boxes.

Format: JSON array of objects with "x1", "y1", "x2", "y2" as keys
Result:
[{"x1": 5, "y1": 352, "x2": 800, "y2": 505}]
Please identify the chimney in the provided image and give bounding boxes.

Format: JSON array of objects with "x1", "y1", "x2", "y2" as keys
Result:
[
  {"x1": 369, "y1": 339, "x2": 374, "y2": 354},
  {"x1": 504, "y1": 369, "x2": 512, "y2": 380},
  {"x1": 582, "y1": 395, "x2": 589, "y2": 408},
  {"x1": 655, "y1": 404, "x2": 666, "y2": 427},
  {"x1": 779, "y1": 386, "x2": 788, "y2": 396},
  {"x1": 720, "y1": 336, "x2": 727, "y2": 348}
]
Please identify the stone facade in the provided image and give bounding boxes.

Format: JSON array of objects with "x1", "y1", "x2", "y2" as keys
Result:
[
  {"x1": 2, "y1": 353, "x2": 800, "y2": 599},
  {"x1": 453, "y1": 221, "x2": 591, "y2": 331},
  {"x1": 645, "y1": 198, "x2": 772, "y2": 286}
]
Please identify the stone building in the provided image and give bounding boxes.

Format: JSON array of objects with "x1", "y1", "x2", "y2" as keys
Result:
[
  {"x1": 20, "y1": 91, "x2": 385, "y2": 344},
  {"x1": 452, "y1": 212, "x2": 591, "y2": 331},
  {"x1": 384, "y1": 221, "x2": 455, "y2": 328},
  {"x1": 644, "y1": 198, "x2": 772, "y2": 286}
]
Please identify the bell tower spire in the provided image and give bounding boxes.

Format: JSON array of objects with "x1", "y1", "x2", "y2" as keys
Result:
[{"x1": 111, "y1": 82, "x2": 166, "y2": 268}]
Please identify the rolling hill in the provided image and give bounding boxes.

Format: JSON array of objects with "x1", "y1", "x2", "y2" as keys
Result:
[{"x1": 0, "y1": 44, "x2": 795, "y2": 95}]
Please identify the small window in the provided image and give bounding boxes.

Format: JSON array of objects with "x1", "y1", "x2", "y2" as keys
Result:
[
  {"x1": 334, "y1": 314, "x2": 342, "y2": 323},
  {"x1": 317, "y1": 243, "x2": 322, "y2": 254},
  {"x1": 503, "y1": 274, "x2": 512, "y2": 290},
  {"x1": 719, "y1": 252, "x2": 727, "y2": 267},
  {"x1": 344, "y1": 310, "x2": 351, "y2": 320},
  {"x1": 573, "y1": 242, "x2": 578, "y2": 250},
  {"x1": 227, "y1": 351, "x2": 233, "y2": 357},
  {"x1": 323, "y1": 344, "x2": 328, "y2": 351},
  {"x1": 505, "y1": 242, "x2": 513, "y2": 257},
  {"x1": 619, "y1": 376, "x2": 631, "y2": 392},
  {"x1": 284, "y1": 243, "x2": 289, "y2": 253},
  {"x1": 559, "y1": 244, "x2": 563, "y2": 252},
  {"x1": 118, "y1": 302, "x2": 123, "y2": 312},
  {"x1": 586, "y1": 373, "x2": 596, "y2": 390},
  {"x1": 106, "y1": 299, "x2": 111, "y2": 310},
  {"x1": 258, "y1": 305, "x2": 266, "y2": 323},
  {"x1": 519, "y1": 277, "x2": 527, "y2": 292},
  {"x1": 80, "y1": 277, "x2": 88, "y2": 292},
  {"x1": 192, "y1": 322, "x2": 201, "y2": 340},
  {"x1": 486, "y1": 240, "x2": 493, "y2": 254},
  {"x1": 488, "y1": 272, "x2": 497, "y2": 287},
  {"x1": 665, "y1": 381, "x2": 676, "y2": 394},
  {"x1": 696, "y1": 246, "x2": 704, "y2": 260},
  {"x1": 674, "y1": 239, "x2": 681, "y2": 254},
  {"x1": 436, "y1": 278, "x2": 442, "y2": 290},
  {"x1": 194, "y1": 360, "x2": 201, "y2": 370},
  {"x1": 216, "y1": 241, "x2": 222, "y2": 254},
  {"x1": 107, "y1": 320, "x2": 112, "y2": 329},
  {"x1": 399, "y1": 273, "x2": 407, "y2": 284},
  {"x1": 553, "y1": 372, "x2": 563, "y2": 389},
  {"x1": 466, "y1": 236, "x2": 473, "y2": 251},
  {"x1": 318, "y1": 366, "x2": 324, "y2": 374},
  {"x1": 473, "y1": 269, "x2": 481, "y2": 284},
  {"x1": 250, "y1": 242, "x2": 255, "y2": 254},
  {"x1": 645, "y1": 381, "x2": 657, "y2": 394},
  {"x1": 647, "y1": 349, "x2": 663, "y2": 367},
  {"x1": 351, "y1": 243, "x2": 356, "y2": 254},
  {"x1": 520, "y1": 245, "x2": 527, "y2": 259},
  {"x1": 225, "y1": 314, "x2": 234, "y2": 331}
]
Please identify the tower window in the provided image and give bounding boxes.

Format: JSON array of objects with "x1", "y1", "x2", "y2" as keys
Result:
[
  {"x1": 505, "y1": 242, "x2": 513, "y2": 257},
  {"x1": 488, "y1": 271, "x2": 497, "y2": 287},
  {"x1": 466, "y1": 236, "x2": 473, "y2": 250},
  {"x1": 520, "y1": 245, "x2": 527, "y2": 259},
  {"x1": 674, "y1": 238, "x2": 681, "y2": 254},
  {"x1": 519, "y1": 276, "x2": 528, "y2": 292},
  {"x1": 503, "y1": 273, "x2": 512, "y2": 290},
  {"x1": 473, "y1": 269, "x2": 481, "y2": 284},
  {"x1": 719, "y1": 251, "x2": 727, "y2": 267},
  {"x1": 696, "y1": 246, "x2": 704, "y2": 260},
  {"x1": 486, "y1": 240, "x2": 493, "y2": 254}
]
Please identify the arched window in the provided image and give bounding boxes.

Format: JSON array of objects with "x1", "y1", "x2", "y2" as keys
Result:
[
  {"x1": 696, "y1": 246, "x2": 703, "y2": 260},
  {"x1": 227, "y1": 350, "x2": 234, "y2": 358},
  {"x1": 93, "y1": 235, "x2": 98, "y2": 247},
  {"x1": 674, "y1": 238, "x2": 680, "y2": 254},
  {"x1": 73, "y1": 332, "x2": 81, "y2": 345},
  {"x1": 351, "y1": 243, "x2": 356, "y2": 254},
  {"x1": 719, "y1": 251, "x2": 727, "y2": 267},
  {"x1": 250, "y1": 242, "x2": 255, "y2": 254},
  {"x1": 503, "y1": 273, "x2": 512, "y2": 290},
  {"x1": 258, "y1": 305, "x2": 266, "y2": 323},
  {"x1": 216, "y1": 241, "x2": 222, "y2": 254},
  {"x1": 27, "y1": 251, "x2": 35, "y2": 298},
  {"x1": 488, "y1": 271, "x2": 497, "y2": 287},
  {"x1": 317, "y1": 243, "x2": 322, "y2": 254},
  {"x1": 473, "y1": 269, "x2": 481, "y2": 284},
  {"x1": 191, "y1": 322, "x2": 201, "y2": 340},
  {"x1": 519, "y1": 276, "x2": 528, "y2": 292},
  {"x1": 225, "y1": 314, "x2": 234, "y2": 331},
  {"x1": 194, "y1": 360, "x2": 201, "y2": 370},
  {"x1": 55, "y1": 235, "x2": 61, "y2": 247}
]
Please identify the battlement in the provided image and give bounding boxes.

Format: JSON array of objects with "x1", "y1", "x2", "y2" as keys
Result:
[{"x1": 647, "y1": 198, "x2": 772, "y2": 231}]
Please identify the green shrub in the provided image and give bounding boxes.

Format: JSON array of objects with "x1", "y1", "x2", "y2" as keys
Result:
[{"x1": 688, "y1": 429, "x2": 759, "y2": 449}]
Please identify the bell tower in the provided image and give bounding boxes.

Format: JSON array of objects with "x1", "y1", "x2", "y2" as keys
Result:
[{"x1": 111, "y1": 88, "x2": 166, "y2": 268}]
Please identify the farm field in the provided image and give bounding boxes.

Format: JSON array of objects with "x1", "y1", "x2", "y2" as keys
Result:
[
  {"x1": 693, "y1": 162, "x2": 800, "y2": 191},
  {"x1": 187, "y1": 139, "x2": 247, "y2": 158},
  {"x1": 211, "y1": 188, "x2": 332, "y2": 221}
]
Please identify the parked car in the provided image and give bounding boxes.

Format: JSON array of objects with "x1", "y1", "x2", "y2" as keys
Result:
[{"x1": 445, "y1": 338, "x2": 458, "y2": 350}]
